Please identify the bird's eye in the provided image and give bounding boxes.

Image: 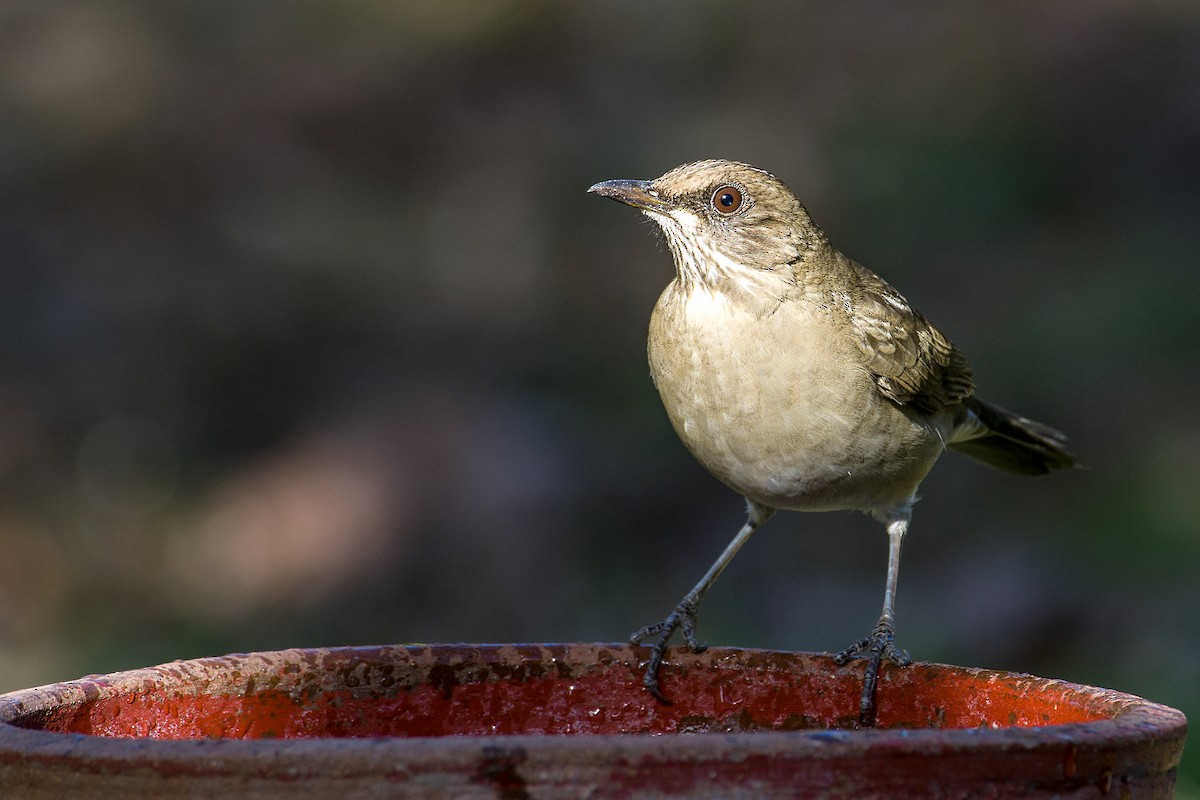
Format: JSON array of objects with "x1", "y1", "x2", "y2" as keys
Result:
[{"x1": 711, "y1": 185, "x2": 743, "y2": 215}]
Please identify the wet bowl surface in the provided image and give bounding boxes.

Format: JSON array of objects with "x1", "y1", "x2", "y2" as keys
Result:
[{"x1": 0, "y1": 644, "x2": 1187, "y2": 799}]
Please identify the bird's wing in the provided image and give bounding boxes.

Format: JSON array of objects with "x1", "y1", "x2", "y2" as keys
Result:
[{"x1": 845, "y1": 261, "x2": 975, "y2": 413}]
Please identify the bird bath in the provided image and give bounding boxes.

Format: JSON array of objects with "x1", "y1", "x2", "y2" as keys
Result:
[{"x1": 0, "y1": 643, "x2": 1185, "y2": 798}]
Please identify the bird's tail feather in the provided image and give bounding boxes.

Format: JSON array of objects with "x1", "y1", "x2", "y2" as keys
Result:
[{"x1": 949, "y1": 397, "x2": 1080, "y2": 476}]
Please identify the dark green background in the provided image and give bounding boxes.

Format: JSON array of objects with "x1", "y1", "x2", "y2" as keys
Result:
[{"x1": 1, "y1": 1, "x2": 1196, "y2": 792}]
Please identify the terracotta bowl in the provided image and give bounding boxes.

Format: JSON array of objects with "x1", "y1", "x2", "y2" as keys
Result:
[{"x1": 0, "y1": 644, "x2": 1186, "y2": 798}]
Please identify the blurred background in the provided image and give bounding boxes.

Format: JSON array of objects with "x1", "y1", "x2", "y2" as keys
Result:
[{"x1": 1, "y1": 0, "x2": 1197, "y2": 790}]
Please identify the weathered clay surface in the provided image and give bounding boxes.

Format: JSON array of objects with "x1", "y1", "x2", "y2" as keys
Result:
[{"x1": 0, "y1": 644, "x2": 1187, "y2": 798}]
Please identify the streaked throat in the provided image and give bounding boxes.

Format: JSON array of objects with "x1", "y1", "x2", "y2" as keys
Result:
[{"x1": 648, "y1": 210, "x2": 792, "y2": 310}]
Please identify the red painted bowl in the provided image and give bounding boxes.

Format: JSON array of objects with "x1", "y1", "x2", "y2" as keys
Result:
[{"x1": 0, "y1": 644, "x2": 1187, "y2": 798}]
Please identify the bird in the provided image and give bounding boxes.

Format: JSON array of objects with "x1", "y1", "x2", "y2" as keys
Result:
[{"x1": 588, "y1": 159, "x2": 1078, "y2": 726}]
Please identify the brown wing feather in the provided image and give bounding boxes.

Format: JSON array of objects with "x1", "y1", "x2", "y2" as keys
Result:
[{"x1": 844, "y1": 260, "x2": 975, "y2": 413}]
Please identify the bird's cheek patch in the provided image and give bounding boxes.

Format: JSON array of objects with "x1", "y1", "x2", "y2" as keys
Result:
[{"x1": 665, "y1": 208, "x2": 704, "y2": 233}]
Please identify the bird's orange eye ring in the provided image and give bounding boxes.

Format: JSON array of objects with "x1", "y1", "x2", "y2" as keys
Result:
[{"x1": 712, "y1": 185, "x2": 743, "y2": 214}]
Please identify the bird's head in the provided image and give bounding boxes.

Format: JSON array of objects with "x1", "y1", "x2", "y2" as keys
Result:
[{"x1": 589, "y1": 160, "x2": 824, "y2": 290}]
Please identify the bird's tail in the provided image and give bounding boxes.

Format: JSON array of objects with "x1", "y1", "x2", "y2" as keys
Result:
[{"x1": 948, "y1": 397, "x2": 1080, "y2": 476}]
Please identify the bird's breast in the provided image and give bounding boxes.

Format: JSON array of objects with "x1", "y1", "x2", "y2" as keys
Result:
[{"x1": 647, "y1": 283, "x2": 943, "y2": 513}]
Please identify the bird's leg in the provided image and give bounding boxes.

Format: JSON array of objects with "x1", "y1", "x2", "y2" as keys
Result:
[
  {"x1": 630, "y1": 501, "x2": 775, "y2": 704},
  {"x1": 834, "y1": 513, "x2": 912, "y2": 727}
]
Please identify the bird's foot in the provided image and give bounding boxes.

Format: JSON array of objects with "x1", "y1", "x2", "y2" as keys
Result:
[
  {"x1": 833, "y1": 618, "x2": 911, "y2": 727},
  {"x1": 629, "y1": 599, "x2": 706, "y2": 704}
]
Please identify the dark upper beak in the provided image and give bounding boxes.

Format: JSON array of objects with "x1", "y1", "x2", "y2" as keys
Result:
[{"x1": 587, "y1": 179, "x2": 673, "y2": 213}]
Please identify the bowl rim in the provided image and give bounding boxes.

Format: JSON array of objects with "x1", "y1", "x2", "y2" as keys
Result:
[{"x1": 0, "y1": 643, "x2": 1186, "y2": 778}]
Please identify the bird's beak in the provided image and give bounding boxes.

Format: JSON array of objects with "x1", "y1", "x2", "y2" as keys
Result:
[{"x1": 588, "y1": 179, "x2": 673, "y2": 214}]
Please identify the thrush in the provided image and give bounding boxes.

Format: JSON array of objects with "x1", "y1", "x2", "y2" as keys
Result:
[{"x1": 589, "y1": 159, "x2": 1078, "y2": 725}]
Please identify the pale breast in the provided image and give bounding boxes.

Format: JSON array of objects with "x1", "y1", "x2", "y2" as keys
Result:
[{"x1": 647, "y1": 283, "x2": 945, "y2": 513}]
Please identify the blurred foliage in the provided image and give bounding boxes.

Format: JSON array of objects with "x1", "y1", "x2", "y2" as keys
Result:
[{"x1": 0, "y1": 0, "x2": 1197, "y2": 791}]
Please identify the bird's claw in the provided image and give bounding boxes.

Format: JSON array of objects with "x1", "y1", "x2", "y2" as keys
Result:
[
  {"x1": 629, "y1": 600, "x2": 705, "y2": 704},
  {"x1": 833, "y1": 618, "x2": 911, "y2": 727},
  {"x1": 833, "y1": 628, "x2": 910, "y2": 667}
]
